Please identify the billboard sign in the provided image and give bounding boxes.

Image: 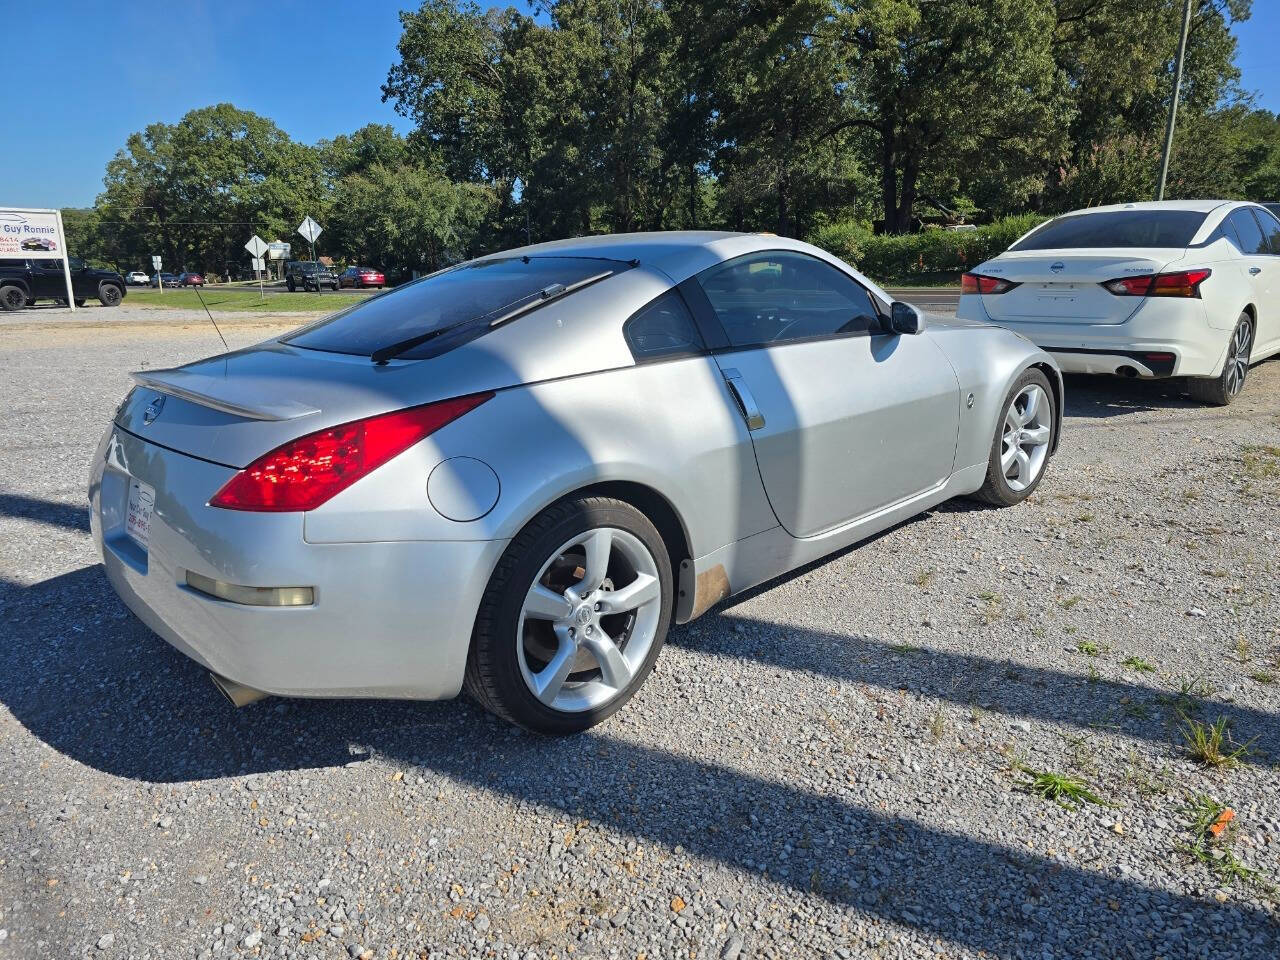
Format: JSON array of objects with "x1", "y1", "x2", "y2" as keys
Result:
[
  {"x1": 267, "y1": 241, "x2": 290, "y2": 260},
  {"x1": 0, "y1": 209, "x2": 63, "y2": 258}
]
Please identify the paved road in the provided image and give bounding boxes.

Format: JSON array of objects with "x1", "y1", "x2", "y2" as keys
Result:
[{"x1": 885, "y1": 287, "x2": 961, "y2": 314}]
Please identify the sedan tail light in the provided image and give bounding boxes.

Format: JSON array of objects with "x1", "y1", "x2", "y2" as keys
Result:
[
  {"x1": 960, "y1": 273, "x2": 1019, "y2": 295},
  {"x1": 210, "y1": 392, "x2": 494, "y2": 511},
  {"x1": 1102, "y1": 269, "x2": 1211, "y2": 298}
]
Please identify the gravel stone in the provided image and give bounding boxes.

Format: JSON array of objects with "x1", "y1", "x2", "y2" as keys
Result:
[{"x1": 0, "y1": 304, "x2": 1277, "y2": 960}]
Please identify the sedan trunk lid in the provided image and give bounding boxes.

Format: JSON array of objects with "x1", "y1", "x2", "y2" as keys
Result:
[{"x1": 977, "y1": 249, "x2": 1186, "y2": 326}]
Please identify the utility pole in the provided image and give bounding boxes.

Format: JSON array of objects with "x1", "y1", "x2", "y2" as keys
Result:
[{"x1": 1156, "y1": 0, "x2": 1194, "y2": 201}]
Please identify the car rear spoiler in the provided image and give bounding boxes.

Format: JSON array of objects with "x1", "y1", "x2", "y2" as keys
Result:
[{"x1": 130, "y1": 370, "x2": 321, "y2": 422}]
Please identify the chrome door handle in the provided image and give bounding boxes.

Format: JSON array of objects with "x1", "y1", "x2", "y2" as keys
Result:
[
  {"x1": 721, "y1": 368, "x2": 766, "y2": 430},
  {"x1": 1249, "y1": 266, "x2": 1262, "y2": 275}
]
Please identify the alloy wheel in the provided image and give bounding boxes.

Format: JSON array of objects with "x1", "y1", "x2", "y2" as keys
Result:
[
  {"x1": 516, "y1": 527, "x2": 662, "y2": 713},
  {"x1": 1000, "y1": 383, "x2": 1052, "y2": 492},
  {"x1": 1225, "y1": 320, "x2": 1251, "y2": 398}
]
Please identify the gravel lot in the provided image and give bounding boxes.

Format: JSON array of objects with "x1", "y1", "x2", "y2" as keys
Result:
[{"x1": 1, "y1": 304, "x2": 1278, "y2": 959}]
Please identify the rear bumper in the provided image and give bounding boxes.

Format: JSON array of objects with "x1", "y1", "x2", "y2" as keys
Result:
[
  {"x1": 957, "y1": 297, "x2": 1228, "y2": 378},
  {"x1": 90, "y1": 427, "x2": 506, "y2": 700}
]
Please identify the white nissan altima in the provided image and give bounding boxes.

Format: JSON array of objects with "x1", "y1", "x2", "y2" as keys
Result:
[{"x1": 956, "y1": 200, "x2": 1280, "y2": 404}]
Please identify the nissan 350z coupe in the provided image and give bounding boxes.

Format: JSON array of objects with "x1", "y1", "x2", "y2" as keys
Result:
[{"x1": 90, "y1": 232, "x2": 1062, "y2": 734}]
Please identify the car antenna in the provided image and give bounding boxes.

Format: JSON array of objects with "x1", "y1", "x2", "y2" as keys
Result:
[{"x1": 193, "y1": 284, "x2": 230, "y2": 353}]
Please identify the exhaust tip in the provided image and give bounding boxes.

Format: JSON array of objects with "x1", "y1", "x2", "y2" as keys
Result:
[
  {"x1": 1115, "y1": 365, "x2": 1140, "y2": 378},
  {"x1": 209, "y1": 672, "x2": 268, "y2": 708}
]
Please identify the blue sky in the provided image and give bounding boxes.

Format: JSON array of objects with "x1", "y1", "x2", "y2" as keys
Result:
[{"x1": 5, "y1": 0, "x2": 1278, "y2": 210}]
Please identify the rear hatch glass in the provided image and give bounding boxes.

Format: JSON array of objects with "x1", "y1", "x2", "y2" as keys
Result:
[
  {"x1": 284, "y1": 256, "x2": 629, "y2": 360},
  {"x1": 1011, "y1": 210, "x2": 1207, "y2": 251}
]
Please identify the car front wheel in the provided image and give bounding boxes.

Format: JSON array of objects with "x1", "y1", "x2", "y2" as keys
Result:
[
  {"x1": 98, "y1": 284, "x2": 122, "y2": 307},
  {"x1": 465, "y1": 496, "x2": 672, "y2": 734}
]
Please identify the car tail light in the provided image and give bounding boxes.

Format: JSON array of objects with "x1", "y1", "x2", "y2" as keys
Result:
[
  {"x1": 1102, "y1": 269, "x2": 1211, "y2": 298},
  {"x1": 210, "y1": 392, "x2": 494, "y2": 511},
  {"x1": 960, "y1": 273, "x2": 1019, "y2": 295}
]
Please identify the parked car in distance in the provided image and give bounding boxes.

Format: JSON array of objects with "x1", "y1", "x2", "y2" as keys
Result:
[
  {"x1": 284, "y1": 260, "x2": 338, "y2": 292},
  {"x1": 336, "y1": 266, "x2": 386, "y2": 289},
  {"x1": 126, "y1": 271, "x2": 150, "y2": 286},
  {"x1": 0, "y1": 256, "x2": 126, "y2": 309},
  {"x1": 956, "y1": 200, "x2": 1280, "y2": 405},
  {"x1": 91, "y1": 231, "x2": 1061, "y2": 734},
  {"x1": 177, "y1": 272, "x2": 205, "y2": 287},
  {"x1": 152, "y1": 273, "x2": 179, "y2": 288}
]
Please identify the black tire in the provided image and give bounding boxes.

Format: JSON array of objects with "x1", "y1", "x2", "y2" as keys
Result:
[
  {"x1": 98, "y1": 283, "x2": 123, "y2": 307},
  {"x1": 74, "y1": 299, "x2": 86, "y2": 307},
  {"x1": 286, "y1": 279, "x2": 296, "y2": 292},
  {"x1": 1187, "y1": 313, "x2": 1252, "y2": 406},
  {"x1": 0, "y1": 285, "x2": 26, "y2": 311},
  {"x1": 465, "y1": 496, "x2": 673, "y2": 735},
  {"x1": 971, "y1": 367, "x2": 1056, "y2": 507}
]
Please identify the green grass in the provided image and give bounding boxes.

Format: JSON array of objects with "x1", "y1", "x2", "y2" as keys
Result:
[
  {"x1": 127, "y1": 288, "x2": 368, "y2": 313},
  {"x1": 1076, "y1": 639, "x2": 1100, "y2": 657},
  {"x1": 1121, "y1": 656, "x2": 1155, "y2": 673},
  {"x1": 1015, "y1": 765, "x2": 1111, "y2": 808},
  {"x1": 1178, "y1": 715, "x2": 1254, "y2": 768},
  {"x1": 1180, "y1": 794, "x2": 1274, "y2": 894},
  {"x1": 1241, "y1": 445, "x2": 1280, "y2": 480}
]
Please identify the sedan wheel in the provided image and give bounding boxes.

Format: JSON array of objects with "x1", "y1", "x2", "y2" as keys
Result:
[
  {"x1": 972, "y1": 368, "x2": 1056, "y2": 507},
  {"x1": 466, "y1": 496, "x2": 672, "y2": 734},
  {"x1": 1188, "y1": 314, "x2": 1251, "y2": 406}
]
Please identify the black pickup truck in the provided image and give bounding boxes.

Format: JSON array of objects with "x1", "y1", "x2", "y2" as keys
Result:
[{"x1": 0, "y1": 257, "x2": 126, "y2": 309}]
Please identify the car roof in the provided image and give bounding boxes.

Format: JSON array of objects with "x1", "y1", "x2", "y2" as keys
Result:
[
  {"x1": 1062, "y1": 199, "x2": 1240, "y2": 216},
  {"x1": 482, "y1": 230, "x2": 885, "y2": 295}
]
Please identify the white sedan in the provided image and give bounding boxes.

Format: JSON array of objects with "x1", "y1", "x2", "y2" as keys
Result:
[
  {"x1": 125, "y1": 271, "x2": 150, "y2": 286},
  {"x1": 957, "y1": 200, "x2": 1280, "y2": 404}
]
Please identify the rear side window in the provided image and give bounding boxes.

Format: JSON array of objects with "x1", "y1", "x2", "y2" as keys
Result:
[
  {"x1": 697, "y1": 251, "x2": 882, "y2": 348},
  {"x1": 1228, "y1": 210, "x2": 1266, "y2": 255},
  {"x1": 1011, "y1": 210, "x2": 1207, "y2": 250},
  {"x1": 1251, "y1": 208, "x2": 1280, "y2": 254},
  {"x1": 285, "y1": 256, "x2": 629, "y2": 360},
  {"x1": 624, "y1": 290, "x2": 704, "y2": 361}
]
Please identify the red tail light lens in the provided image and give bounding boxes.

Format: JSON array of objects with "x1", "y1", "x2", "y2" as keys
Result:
[
  {"x1": 961, "y1": 273, "x2": 1018, "y2": 295},
  {"x1": 1103, "y1": 269, "x2": 1211, "y2": 298},
  {"x1": 210, "y1": 392, "x2": 493, "y2": 512}
]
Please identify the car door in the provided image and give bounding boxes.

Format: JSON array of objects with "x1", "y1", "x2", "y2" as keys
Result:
[
  {"x1": 687, "y1": 250, "x2": 960, "y2": 540},
  {"x1": 1226, "y1": 209, "x2": 1272, "y2": 346},
  {"x1": 1247, "y1": 207, "x2": 1280, "y2": 351},
  {"x1": 31, "y1": 259, "x2": 68, "y2": 299}
]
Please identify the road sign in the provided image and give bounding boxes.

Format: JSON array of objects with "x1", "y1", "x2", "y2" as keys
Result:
[
  {"x1": 251, "y1": 257, "x2": 265, "y2": 272},
  {"x1": 245, "y1": 234, "x2": 268, "y2": 258},
  {"x1": 296, "y1": 216, "x2": 322, "y2": 244},
  {"x1": 151, "y1": 255, "x2": 162, "y2": 270}
]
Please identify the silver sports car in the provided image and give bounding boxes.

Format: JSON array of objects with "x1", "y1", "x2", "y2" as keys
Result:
[{"x1": 90, "y1": 232, "x2": 1062, "y2": 733}]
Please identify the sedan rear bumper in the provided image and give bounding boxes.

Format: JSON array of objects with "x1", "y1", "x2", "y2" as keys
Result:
[
  {"x1": 90, "y1": 427, "x2": 507, "y2": 701},
  {"x1": 958, "y1": 297, "x2": 1229, "y2": 379}
]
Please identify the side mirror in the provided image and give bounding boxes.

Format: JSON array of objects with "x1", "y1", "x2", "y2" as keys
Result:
[{"x1": 889, "y1": 301, "x2": 926, "y2": 335}]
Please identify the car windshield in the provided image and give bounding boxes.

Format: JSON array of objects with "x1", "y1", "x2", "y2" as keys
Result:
[
  {"x1": 284, "y1": 256, "x2": 628, "y2": 359},
  {"x1": 1010, "y1": 210, "x2": 1208, "y2": 250}
]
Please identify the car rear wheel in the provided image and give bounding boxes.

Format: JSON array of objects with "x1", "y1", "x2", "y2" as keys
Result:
[
  {"x1": 971, "y1": 368, "x2": 1055, "y2": 507},
  {"x1": 465, "y1": 496, "x2": 672, "y2": 734},
  {"x1": 286, "y1": 279, "x2": 296, "y2": 292},
  {"x1": 98, "y1": 283, "x2": 122, "y2": 307},
  {"x1": 0, "y1": 285, "x2": 26, "y2": 311},
  {"x1": 1187, "y1": 313, "x2": 1251, "y2": 406}
]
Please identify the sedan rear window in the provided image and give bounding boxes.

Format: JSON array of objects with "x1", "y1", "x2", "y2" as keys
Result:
[
  {"x1": 1010, "y1": 210, "x2": 1207, "y2": 251},
  {"x1": 284, "y1": 256, "x2": 628, "y2": 360}
]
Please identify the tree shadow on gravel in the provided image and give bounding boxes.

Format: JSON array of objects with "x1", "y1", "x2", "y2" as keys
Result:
[
  {"x1": 3, "y1": 566, "x2": 1279, "y2": 957},
  {"x1": 669, "y1": 612, "x2": 1279, "y2": 769},
  {"x1": 0, "y1": 492, "x2": 90, "y2": 533}
]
